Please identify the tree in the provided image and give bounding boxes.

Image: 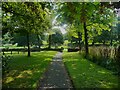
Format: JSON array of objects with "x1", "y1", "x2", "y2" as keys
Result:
[
  {"x1": 51, "y1": 31, "x2": 63, "y2": 48},
  {"x1": 57, "y1": 2, "x2": 116, "y2": 56},
  {"x1": 2, "y1": 2, "x2": 50, "y2": 56},
  {"x1": 2, "y1": 32, "x2": 13, "y2": 47}
]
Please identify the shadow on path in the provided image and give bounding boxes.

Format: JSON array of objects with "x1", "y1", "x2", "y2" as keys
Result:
[{"x1": 38, "y1": 52, "x2": 73, "y2": 89}]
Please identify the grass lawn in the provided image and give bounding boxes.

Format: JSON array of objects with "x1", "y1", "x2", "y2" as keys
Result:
[
  {"x1": 63, "y1": 52, "x2": 119, "y2": 89},
  {"x1": 2, "y1": 51, "x2": 57, "y2": 89}
]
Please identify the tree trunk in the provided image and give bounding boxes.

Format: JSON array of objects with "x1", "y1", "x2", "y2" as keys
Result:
[
  {"x1": 83, "y1": 22, "x2": 89, "y2": 56},
  {"x1": 110, "y1": 39, "x2": 113, "y2": 46},
  {"x1": 118, "y1": 28, "x2": 120, "y2": 43},
  {"x1": 110, "y1": 27, "x2": 113, "y2": 46},
  {"x1": 78, "y1": 32, "x2": 81, "y2": 50},
  {"x1": 71, "y1": 40, "x2": 73, "y2": 48},
  {"x1": 48, "y1": 34, "x2": 51, "y2": 49},
  {"x1": 37, "y1": 34, "x2": 41, "y2": 51},
  {"x1": 27, "y1": 33, "x2": 30, "y2": 57},
  {"x1": 92, "y1": 40, "x2": 95, "y2": 46}
]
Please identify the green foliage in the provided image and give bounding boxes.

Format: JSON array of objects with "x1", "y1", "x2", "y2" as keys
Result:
[
  {"x1": 2, "y1": 32, "x2": 13, "y2": 45},
  {"x1": 2, "y1": 2, "x2": 49, "y2": 34},
  {"x1": 93, "y1": 30, "x2": 111, "y2": 44},
  {"x1": 56, "y1": 2, "x2": 117, "y2": 49},
  {"x1": 12, "y1": 33, "x2": 43, "y2": 47},
  {"x1": 2, "y1": 2, "x2": 52, "y2": 56},
  {"x1": 51, "y1": 32, "x2": 63, "y2": 46}
]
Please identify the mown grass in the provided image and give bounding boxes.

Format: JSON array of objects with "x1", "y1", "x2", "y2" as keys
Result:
[
  {"x1": 63, "y1": 51, "x2": 119, "y2": 89},
  {"x1": 2, "y1": 51, "x2": 57, "y2": 89}
]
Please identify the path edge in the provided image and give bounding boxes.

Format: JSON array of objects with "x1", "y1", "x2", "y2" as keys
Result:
[
  {"x1": 36, "y1": 61, "x2": 53, "y2": 90},
  {"x1": 63, "y1": 61, "x2": 76, "y2": 90}
]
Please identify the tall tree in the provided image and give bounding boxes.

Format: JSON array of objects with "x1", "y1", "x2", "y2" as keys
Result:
[
  {"x1": 57, "y1": 2, "x2": 116, "y2": 56},
  {"x1": 2, "y1": 2, "x2": 50, "y2": 56}
]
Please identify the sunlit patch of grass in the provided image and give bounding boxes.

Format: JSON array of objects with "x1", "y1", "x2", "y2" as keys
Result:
[
  {"x1": 63, "y1": 51, "x2": 119, "y2": 89},
  {"x1": 5, "y1": 77, "x2": 14, "y2": 84},
  {"x1": 3, "y1": 51, "x2": 57, "y2": 88},
  {"x1": 16, "y1": 70, "x2": 33, "y2": 79}
]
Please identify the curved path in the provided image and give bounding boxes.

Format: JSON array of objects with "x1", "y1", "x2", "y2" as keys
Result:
[{"x1": 38, "y1": 52, "x2": 73, "y2": 89}]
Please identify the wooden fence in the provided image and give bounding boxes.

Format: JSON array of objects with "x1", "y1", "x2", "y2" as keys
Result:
[{"x1": 2, "y1": 48, "x2": 63, "y2": 55}]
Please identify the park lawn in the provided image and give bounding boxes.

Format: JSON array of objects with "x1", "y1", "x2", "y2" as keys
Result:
[
  {"x1": 63, "y1": 52, "x2": 119, "y2": 89},
  {"x1": 3, "y1": 51, "x2": 57, "y2": 89}
]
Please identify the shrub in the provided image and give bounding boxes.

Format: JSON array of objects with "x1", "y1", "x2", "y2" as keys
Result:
[{"x1": 81, "y1": 46, "x2": 119, "y2": 75}]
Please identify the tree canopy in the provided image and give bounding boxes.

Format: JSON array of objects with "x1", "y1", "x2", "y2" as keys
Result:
[
  {"x1": 56, "y1": 2, "x2": 117, "y2": 56},
  {"x1": 2, "y1": 2, "x2": 52, "y2": 56}
]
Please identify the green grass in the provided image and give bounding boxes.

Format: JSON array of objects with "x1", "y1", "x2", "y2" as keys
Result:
[
  {"x1": 3, "y1": 51, "x2": 57, "y2": 88},
  {"x1": 63, "y1": 52, "x2": 119, "y2": 89}
]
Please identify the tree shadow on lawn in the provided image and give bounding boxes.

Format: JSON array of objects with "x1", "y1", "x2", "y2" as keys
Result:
[
  {"x1": 2, "y1": 51, "x2": 56, "y2": 88},
  {"x1": 64, "y1": 58, "x2": 119, "y2": 88}
]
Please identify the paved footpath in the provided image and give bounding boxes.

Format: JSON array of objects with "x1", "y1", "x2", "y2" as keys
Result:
[{"x1": 38, "y1": 52, "x2": 73, "y2": 89}]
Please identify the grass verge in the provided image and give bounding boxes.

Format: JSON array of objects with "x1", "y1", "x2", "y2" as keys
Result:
[
  {"x1": 63, "y1": 51, "x2": 119, "y2": 89},
  {"x1": 2, "y1": 51, "x2": 57, "y2": 89}
]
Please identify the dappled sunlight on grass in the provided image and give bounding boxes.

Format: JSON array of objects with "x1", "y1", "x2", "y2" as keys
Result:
[
  {"x1": 63, "y1": 51, "x2": 119, "y2": 88},
  {"x1": 64, "y1": 59, "x2": 79, "y2": 62},
  {"x1": 98, "y1": 70, "x2": 107, "y2": 74},
  {"x1": 16, "y1": 70, "x2": 33, "y2": 79},
  {"x1": 5, "y1": 77, "x2": 14, "y2": 84},
  {"x1": 3, "y1": 51, "x2": 57, "y2": 88},
  {"x1": 44, "y1": 58, "x2": 52, "y2": 61}
]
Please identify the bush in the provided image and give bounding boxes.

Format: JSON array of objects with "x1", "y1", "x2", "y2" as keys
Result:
[{"x1": 81, "y1": 46, "x2": 119, "y2": 75}]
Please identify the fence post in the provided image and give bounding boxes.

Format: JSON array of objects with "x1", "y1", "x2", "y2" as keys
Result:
[
  {"x1": 18, "y1": 49, "x2": 19, "y2": 54},
  {"x1": 3, "y1": 50, "x2": 4, "y2": 55},
  {"x1": 11, "y1": 49, "x2": 12, "y2": 54}
]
